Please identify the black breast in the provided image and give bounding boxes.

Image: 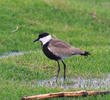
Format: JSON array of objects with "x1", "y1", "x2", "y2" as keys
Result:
[{"x1": 42, "y1": 42, "x2": 61, "y2": 61}]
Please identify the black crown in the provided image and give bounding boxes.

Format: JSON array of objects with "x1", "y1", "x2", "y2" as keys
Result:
[{"x1": 39, "y1": 32, "x2": 49, "y2": 38}]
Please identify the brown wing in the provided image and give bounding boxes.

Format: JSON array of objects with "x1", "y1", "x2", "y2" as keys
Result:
[
  {"x1": 48, "y1": 39, "x2": 84, "y2": 57},
  {"x1": 71, "y1": 47, "x2": 85, "y2": 55}
]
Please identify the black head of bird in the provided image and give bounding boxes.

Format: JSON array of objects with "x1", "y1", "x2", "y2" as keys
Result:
[{"x1": 33, "y1": 32, "x2": 51, "y2": 44}]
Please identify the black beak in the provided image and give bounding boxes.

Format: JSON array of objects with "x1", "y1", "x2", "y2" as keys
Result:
[{"x1": 33, "y1": 38, "x2": 39, "y2": 43}]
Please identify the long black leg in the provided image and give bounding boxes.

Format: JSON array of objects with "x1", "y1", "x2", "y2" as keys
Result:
[
  {"x1": 62, "y1": 60, "x2": 66, "y2": 80},
  {"x1": 56, "y1": 61, "x2": 60, "y2": 82}
]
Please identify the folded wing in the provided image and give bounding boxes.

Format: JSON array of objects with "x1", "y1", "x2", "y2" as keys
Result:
[{"x1": 48, "y1": 39, "x2": 85, "y2": 58}]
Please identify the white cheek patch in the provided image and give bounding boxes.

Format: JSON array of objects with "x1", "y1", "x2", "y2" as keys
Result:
[{"x1": 39, "y1": 35, "x2": 52, "y2": 45}]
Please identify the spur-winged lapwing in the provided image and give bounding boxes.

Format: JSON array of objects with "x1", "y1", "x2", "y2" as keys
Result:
[{"x1": 33, "y1": 32, "x2": 90, "y2": 81}]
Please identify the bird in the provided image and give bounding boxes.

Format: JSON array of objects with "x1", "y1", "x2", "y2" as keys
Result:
[{"x1": 33, "y1": 32, "x2": 90, "y2": 81}]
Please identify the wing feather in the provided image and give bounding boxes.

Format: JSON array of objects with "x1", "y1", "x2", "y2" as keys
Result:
[{"x1": 48, "y1": 39, "x2": 84, "y2": 58}]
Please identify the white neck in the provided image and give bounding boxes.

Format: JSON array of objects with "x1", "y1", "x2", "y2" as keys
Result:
[{"x1": 39, "y1": 35, "x2": 52, "y2": 45}]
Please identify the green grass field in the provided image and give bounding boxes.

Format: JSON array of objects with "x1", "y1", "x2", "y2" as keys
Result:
[{"x1": 0, "y1": 0, "x2": 110, "y2": 99}]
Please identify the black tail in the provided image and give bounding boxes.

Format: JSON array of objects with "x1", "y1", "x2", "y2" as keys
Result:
[{"x1": 81, "y1": 51, "x2": 91, "y2": 56}]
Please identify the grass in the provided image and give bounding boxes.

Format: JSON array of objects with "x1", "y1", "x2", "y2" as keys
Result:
[{"x1": 0, "y1": 0, "x2": 110, "y2": 99}]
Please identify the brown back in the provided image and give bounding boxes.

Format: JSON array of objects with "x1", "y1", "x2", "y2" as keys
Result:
[{"x1": 48, "y1": 39, "x2": 84, "y2": 57}]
